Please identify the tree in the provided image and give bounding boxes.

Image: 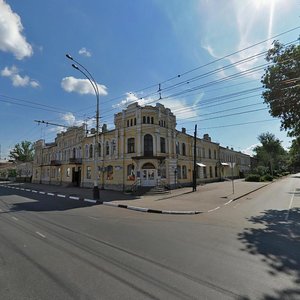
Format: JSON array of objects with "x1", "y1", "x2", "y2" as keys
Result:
[
  {"x1": 9, "y1": 140, "x2": 34, "y2": 162},
  {"x1": 288, "y1": 137, "x2": 300, "y2": 172},
  {"x1": 254, "y1": 132, "x2": 287, "y2": 174},
  {"x1": 261, "y1": 40, "x2": 300, "y2": 137}
]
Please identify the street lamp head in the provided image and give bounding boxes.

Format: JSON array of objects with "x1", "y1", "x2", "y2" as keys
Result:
[
  {"x1": 72, "y1": 63, "x2": 79, "y2": 70},
  {"x1": 66, "y1": 53, "x2": 73, "y2": 60}
]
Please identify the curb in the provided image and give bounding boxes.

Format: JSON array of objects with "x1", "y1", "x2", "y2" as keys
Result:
[
  {"x1": 231, "y1": 182, "x2": 271, "y2": 202},
  {"x1": 102, "y1": 201, "x2": 202, "y2": 215},
  {"x1": 0, "y1": 181, "x2": 272, "y2": 215}
]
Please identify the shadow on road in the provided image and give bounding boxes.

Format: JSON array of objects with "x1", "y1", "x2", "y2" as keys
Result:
[
  {"x1": 238, "y1": 208, "x2": 300, "y2": 300},
  {"x1": 0, "y1": 188, "x2": 95, "y2": 212}
]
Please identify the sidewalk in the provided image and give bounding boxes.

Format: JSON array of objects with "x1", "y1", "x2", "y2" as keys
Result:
[{"x1": 1, "y1": 179, "x2": 271, "y2": 214}]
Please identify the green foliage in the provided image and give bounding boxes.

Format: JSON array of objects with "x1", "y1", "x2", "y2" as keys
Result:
[
  {"x1": 245, "y1": 174, "x2": 261, "y2": 182},
  {"x1": 261, "y1": 174, "x2": 273, "y2": 181},
  {"x1": 288, "y1": 137, "x2": 300, "y2": 172},
  {"x1": 254, "y1": 166, "x2": 269, "y2": 176},
  {"x1": 9, "y1": 140, "x2": 34, "y2": 162},
  {"x1": 7, "y1": 169, "x2": 17, "y2": 177},
  {"x1": 254, "y1": 132, "x2": 288, "y2": 173},
  {"x1": 261, "y1": 40, "x2": 300, "y2": 137}
]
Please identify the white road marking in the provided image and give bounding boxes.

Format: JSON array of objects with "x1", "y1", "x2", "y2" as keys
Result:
[
  {"x1": 39, "y1": 191, "x2": 45, "y2": 194},
  {"x1": 12, "y1": 216, "x2": 18, "y2": 221},
  {"x1": 224, "y1": 199, "x2": 233, "y2": 205},
  {"x1": 36, "y1": 231, "x2": 46, "y2": 238},
  {"x1": 84, "y1": 198, "x2": 97, "y2": 203},
  {"x1": 57, "y1": 194, "x2": 66, "y2": 198},
  {"x1": 88, "y1": 216, "x2": 98, "y2": 220},
  {"x1": 208, "y1": 206, "x2": 220, "y2": 212},
  {"x1": 69, "y1": 196, "x2": 80, "y2": 200},
  {"x1": 25, "y1": 189, "x2": 31, "y2": 192},
  {"x1": 47, "y1": 193, "x2": 55, "y2": 196},
  {"x1": 32, "y1": 190, "x2": 38, "y2": 193},
  {"x1": 285, "y1": 189, "x2": 295, "y2": 221}
]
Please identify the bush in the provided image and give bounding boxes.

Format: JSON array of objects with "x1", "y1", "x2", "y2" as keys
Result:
[
  {"x1": 245, "y1": 174, "x2": 261, "y2": 182},
  {"x1": 261, "y1": 174, "x2": 273, "y2": 181},
  {"x1": 281, "y1": 171, "x2": 290, "y2": 176}
]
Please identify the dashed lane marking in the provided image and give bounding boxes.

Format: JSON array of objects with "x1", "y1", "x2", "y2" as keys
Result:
[
  {"x1": 208, "y1": 206, "x2": 220, "y2": 212},
  {"x1": 36, "y1": 231, "x2": 46, "y2": 238}
]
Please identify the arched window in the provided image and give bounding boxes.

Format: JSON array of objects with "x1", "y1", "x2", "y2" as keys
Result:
[
  {"x1": 112, "y1": 140, "x2": 116, "y2": 154},
  {"x1": 151, "y1": 117, "x2": 154, "y2": 124},
  {"x1": 176, "y1": 142, "x2": 180, "y2": 154},
  {"x1": 147, "y1": 116, "x2": 150, "y2": 124},
  {"x1": 106, "y1": 141, "x2": 110, "y2": 155},
  {"x1": 127, "y1": 164, "x2": 135, "y2": 180},
  {"x1": 209, "y1": 149, "x2": 212, "y2": 159},
  {"x1": 144, "y1": 134, "x2": 153, "y2": 157},
  {"x1": 134, "y1": 118, "x2": 136, "y2": 125},
  {"x1": 130, "y1": 119, "x2": 133, "y2": 126},
  {"x1": 107, "y1": 165, "x2": 113, "y2": 180},
  {"x1": 73, "y1": 147, "x2": 76, "y2": 159},
  {"x1": 89, "y1": 144, "x2": 93, "y2": 158},
  {"x1": 182, "y1": 143, "x2": 186, "y2": 156},
  {"x1": 143, "y1": 116, "x2": 146, "y2": 124},
  {"x1": 127, "y1": 138, "x2": 135, "y2": 153}
]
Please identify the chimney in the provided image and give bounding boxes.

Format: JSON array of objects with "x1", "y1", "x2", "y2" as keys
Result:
[{"x1": 182, "y1": 127, "x2": 186, "y2": 134}]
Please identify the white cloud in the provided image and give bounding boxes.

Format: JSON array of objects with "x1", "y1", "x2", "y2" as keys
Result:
[
  {"x1": 241, "y1": 143, "x2": 260, "y2": 156},
  {"x1": 59, "y1": 112, "x2": 94, "y2": 128},
  {"x1": 61, "y1": 76, "x2": 107, "y2": 96},
  {"x1": 0, "y1": 0, "x2": 33, "y2": 59},
  {"x1": 112, "y1": 92, "x2": 150, "y2": 109},
  {"x1": 1, "y1": 65, "x2": 40, "y2": 88},
  {"x1": 199, "y1": 0, "x2": 279, "y2": 78},
  {"x1": 113, "y1": 92, "x2": 202, "y2": 120},
  {"x1": 78, "y1": 47, "x2": 91, "y2": 57}
]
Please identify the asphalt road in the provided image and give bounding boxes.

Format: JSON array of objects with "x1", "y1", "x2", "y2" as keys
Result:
[{"x1": 0, "y1": 175, "x2": 299, "y2": 300}]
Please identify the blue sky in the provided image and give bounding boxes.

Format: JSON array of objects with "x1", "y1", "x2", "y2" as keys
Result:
[{"x1": 0, "y1": 0, "x2": 299, "y2": 159}]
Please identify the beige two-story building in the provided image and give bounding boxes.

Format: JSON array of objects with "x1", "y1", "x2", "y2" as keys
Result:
[{"x1": 33, "y1": 102, "x2": 251, "y2": 191}]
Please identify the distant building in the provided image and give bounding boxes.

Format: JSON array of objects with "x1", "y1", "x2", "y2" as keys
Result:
[{"x1": 32, "y1": 102, "x2": 251, "y2": 191}]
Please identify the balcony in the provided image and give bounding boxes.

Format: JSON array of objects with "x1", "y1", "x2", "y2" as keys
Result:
[
  {"x1": 69, "y1": 157, "x2": 82, "y2": 164},
  {"x1": 50, "y1": 160, "x2": 62, "y2": 166}
]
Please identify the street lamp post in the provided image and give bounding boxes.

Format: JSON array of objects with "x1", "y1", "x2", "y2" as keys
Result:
[{"x1": 66, "y1": 54, "x2": 100, "y2": 200}]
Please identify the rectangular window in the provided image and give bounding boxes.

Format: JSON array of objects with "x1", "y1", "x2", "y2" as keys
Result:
[
  {"x1": 160, "y1": 137, "x2": 166, "y2": 153},
  {"x1": 86, "y1": 166, "x2": 91, "y2": 179},
  {"x1": 177, "y1": 166, "x2": 182, "y2": 179},
  {"x1": 203, "y1": 167, "x2": 207, "y2": 178},
  {"x1": 128, "y1": 138, "x2": 135, "y2": 153}
]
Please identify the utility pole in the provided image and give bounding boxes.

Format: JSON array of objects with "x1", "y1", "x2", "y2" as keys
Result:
[{"x1": 193, "y1": 124, "x2": 197, "y2": 192}]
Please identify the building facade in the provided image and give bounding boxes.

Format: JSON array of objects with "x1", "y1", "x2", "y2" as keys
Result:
[{"x1": 33, "y1": 102, "x2": 251, "y2": 191}]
